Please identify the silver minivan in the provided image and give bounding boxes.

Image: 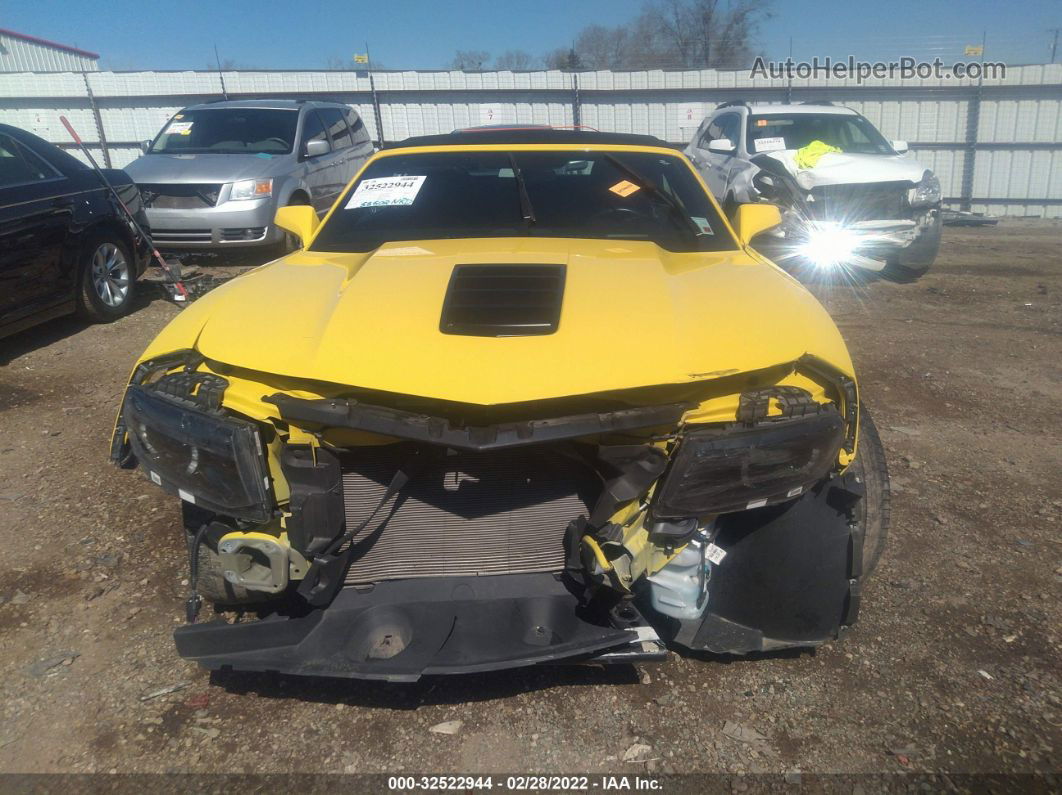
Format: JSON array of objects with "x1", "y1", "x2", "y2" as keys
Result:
[{"x1": 124, "y1": 99, "x2": 372, "y2": 249}]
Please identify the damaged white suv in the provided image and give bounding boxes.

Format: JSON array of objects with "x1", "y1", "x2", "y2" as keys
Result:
[{"x1": 685, "y1": 102, "x2": 942, "y2": 279}]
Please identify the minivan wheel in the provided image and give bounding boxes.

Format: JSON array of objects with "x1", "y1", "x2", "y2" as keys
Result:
[{"x1": 77, "y1": 233, "x2": 135, "y2": 322}]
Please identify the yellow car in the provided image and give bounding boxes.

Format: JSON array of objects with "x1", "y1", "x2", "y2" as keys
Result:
[{"x1": 111, "y1": 130, "x2": 889, "y2": 680}]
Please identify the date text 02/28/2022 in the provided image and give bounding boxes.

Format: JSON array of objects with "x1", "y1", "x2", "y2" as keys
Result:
[{"x1": 386, "y1": 775, "x2": 663, "y2": 791}]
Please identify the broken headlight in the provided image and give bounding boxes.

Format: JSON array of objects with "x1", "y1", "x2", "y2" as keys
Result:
[
  {"x1": 123, "y1": 385, "x2": 273, "y2": 522},
  {"x1": 652, "y1": 410, "x2": 845, "y2": 519},
  {"x1": 909, "y1": 171, "x2": 941, "y2": 206}
]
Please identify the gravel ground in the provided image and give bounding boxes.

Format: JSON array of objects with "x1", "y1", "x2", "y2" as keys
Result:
[{"x1": 0, "y1": 222, "x2": 1058, "y2": 776}]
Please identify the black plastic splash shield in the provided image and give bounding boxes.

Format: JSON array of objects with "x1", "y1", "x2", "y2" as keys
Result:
[
  {"x1": 664, "y1": 476, "x2": 863, "y2": 655},
  {"x1": 174, "y1": 573, "x2": 646, "y2": 681}
]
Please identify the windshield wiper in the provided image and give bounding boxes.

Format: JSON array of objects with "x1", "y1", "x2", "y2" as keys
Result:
[
  {"x1": 508, "y1": 153, "x2": 537, "y2": 227},
  {"x1": 602, "y1": 154, "x2": 704, "y2": 242}
]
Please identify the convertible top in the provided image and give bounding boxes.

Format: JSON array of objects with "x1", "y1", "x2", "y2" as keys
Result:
[{"x1": 388, "y1": 129, "x2": 674, "y2": 149}]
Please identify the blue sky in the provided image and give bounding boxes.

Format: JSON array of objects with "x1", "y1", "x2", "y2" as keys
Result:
[{"x1": 4, "y1": 0, "x2": 1059, "y2": 70}]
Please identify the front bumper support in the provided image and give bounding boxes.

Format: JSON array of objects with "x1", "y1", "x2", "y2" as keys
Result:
[{"x1": 175, "y1": 573, "x2": 661, "y2": 681}]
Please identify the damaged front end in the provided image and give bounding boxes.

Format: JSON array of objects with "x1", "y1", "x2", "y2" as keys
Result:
[
  {"x1": 747, "y1": 153, "x2": 941, "y2": 274},
  {"x1": 112, "y1": 349, "x2": 870, "y2": 681}
]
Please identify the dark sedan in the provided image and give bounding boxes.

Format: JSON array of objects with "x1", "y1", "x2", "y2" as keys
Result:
[{"x1": 0, "y1": 124, "x2": 150, "y2": 340}]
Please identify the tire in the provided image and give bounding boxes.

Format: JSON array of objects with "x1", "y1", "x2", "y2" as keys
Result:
[
  {"x1": 849, "y1": 407, "x2": 891, "y2": 576},
  {"x1": 188, "y1": 531, "x2": 272, "y2": 607},
  {"x1": 76, "y1": 232, "x2": 136, "y2": 322}
]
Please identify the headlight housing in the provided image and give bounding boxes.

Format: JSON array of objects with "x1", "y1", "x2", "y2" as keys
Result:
[
  {"x1": 123, "y1": 385, "x2": 273, "y2": 521},
  {"x1": 909, "y1": 171, "x2": 941, "y2": 206},
  {"x1": 229, "y1": 178, "x2": 273, "y2": 201},
  {"x1": 652, "y1": 410, "x2": 845, "y2": 519}
]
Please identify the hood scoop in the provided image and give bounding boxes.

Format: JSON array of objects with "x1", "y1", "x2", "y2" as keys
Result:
[{"x1": 440, "y1": 264, "x2": 566, "y2": 337}]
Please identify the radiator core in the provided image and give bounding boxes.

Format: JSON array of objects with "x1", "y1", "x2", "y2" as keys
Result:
[{"x1": 339, "y1": 444, "x2": 597, "y2": 584}]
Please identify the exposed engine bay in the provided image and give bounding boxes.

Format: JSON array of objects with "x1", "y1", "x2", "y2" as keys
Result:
[{"x1": 112, "y1": 347, "x2": 878, "y2": 681}]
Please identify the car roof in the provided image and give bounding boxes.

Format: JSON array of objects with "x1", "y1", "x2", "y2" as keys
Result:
[
  {"x1": 743, "y1": 103, "x2": 857, "y2": 116},
  {"x1": 389, "y1": 129, "x2": 673, "y2": 149},
  {"x1": 180, "y1": 98, "x2": 348, "y2": 112}
]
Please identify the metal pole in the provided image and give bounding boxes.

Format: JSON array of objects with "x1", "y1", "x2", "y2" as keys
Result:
[
  {"x1": 366, "y1": 42, "x2": 386, "y2": 148},
  {"x1": 572, "y1": 71, "x2": 581, "y2": 128},
  {"x1": 81, "y1": 71, "x2": 111, "y2": 168},
  {"x1": 214, "y1": 44, "x2": 230, "y2": 100},
  {"x1": 1050, "y1": 28, "x2": 1060, "y2": 63},
  {"x1": 959, "y1": 32, "x2": 987, "y2": 212},
  {"x1": 785, "y1": 37, "x2": 793, "y2": 103}
]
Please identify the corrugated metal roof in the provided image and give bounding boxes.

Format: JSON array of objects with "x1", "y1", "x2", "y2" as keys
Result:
[{"x1": 0, "y1": 30, "x2": 98, "y2": 72}]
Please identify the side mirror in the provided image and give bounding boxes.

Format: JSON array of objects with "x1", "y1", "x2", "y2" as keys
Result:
[
  {"x1": 707, "y1": 138, "x2": 736, "y2": 155},
  {"x1": 734, "y1": 203, "x2": 782, "y2": 245},
  {"x1": 139, "y1": 140, "x2": 151, "y2": 153},
  {"x1": 274, "y1": 205, "x2": 319, "y2": 247},
  {"x1": 892, "y1": 140, "x2": 909, "y2": 154},
  {"x1": 303, "y1": 139, "x2": 329, "y2": 159}
]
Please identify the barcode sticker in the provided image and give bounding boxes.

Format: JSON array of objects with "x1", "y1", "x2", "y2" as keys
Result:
[
  {"x1": 346, "y1": 176, "x2": 427, "y2": 209},
  {"x1": 754, "y1": 136, "x2": 787, "y2": 152},
  {"x1": 705, "y1": 543, "x2": 727, "y2": 565},
  {"x1": 167, "y1": 121, "x2": 194, "y2": 136}
]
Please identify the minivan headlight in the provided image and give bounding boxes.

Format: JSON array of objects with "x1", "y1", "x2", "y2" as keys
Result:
[
  {"x1": 229, "y1": 178, "x2": 273, "y2": 201},
  {"x1": 652, "y1": 410, "x2": 845, "y2": 519}
]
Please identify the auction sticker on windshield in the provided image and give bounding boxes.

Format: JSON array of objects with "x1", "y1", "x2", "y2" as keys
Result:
[
  {"x1": 346, "y1": 176, "x2": 427, "y2": 209},
  {"x1": 754, "y1": 136, "x2": 787, "y2": 152},
  {"x1": 167, "y1": 121, "x2": 193, "y2": 136}
]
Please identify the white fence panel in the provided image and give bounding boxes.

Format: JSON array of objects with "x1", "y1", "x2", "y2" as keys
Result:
[{"x1": 0, "y1": 66, "x2": 1059, "y2": 214}]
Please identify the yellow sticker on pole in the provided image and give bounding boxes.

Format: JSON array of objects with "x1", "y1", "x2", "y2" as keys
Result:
[{"x1": 609, "y1": 180, "x2": 640, "y2": 197}]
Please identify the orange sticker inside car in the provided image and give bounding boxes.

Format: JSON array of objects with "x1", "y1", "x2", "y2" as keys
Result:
[
  {"x1": 609, "y1": 180, "x2": 640, "y2": 197},
  {"x1": 756, "y1": 119, "x2": 768, "y2": 127}
]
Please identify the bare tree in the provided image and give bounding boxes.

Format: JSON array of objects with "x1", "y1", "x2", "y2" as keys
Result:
[
  {"x1": 493, "y1": 50, "x2": 539, "y2": 70},
  {"x1": 552, "y1": 0, "x2": 772, "y2": 71},
  {"x1": 570, "y1": 25, "x2": 631, "y2": 70},
  {"x1": 450, "y1": 50, "x2": 492, "y2": 71},
  {"x1": 641, "y1": 0, "x2": 774, "y2": 69}
]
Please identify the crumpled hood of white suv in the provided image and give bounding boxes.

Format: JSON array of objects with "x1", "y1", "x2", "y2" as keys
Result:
[{"x1": 764, "y1": 150, "x2": 926, "y2": 190}]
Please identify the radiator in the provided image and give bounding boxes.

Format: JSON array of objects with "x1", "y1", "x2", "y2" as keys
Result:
[{"x1": 339, "y1": 445, "x2": 597, "y2": 584}]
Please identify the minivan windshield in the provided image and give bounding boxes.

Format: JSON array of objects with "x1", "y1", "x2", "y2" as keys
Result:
[
  {"x1": 747, "y1": 113, "x2": 894, "y2": 155},
  {"x1": 149, "y1": 109, "x2": 299, "y2": 155},
  {"x1": 310, "y1": 150, "x2": 734, "y2": 253}
]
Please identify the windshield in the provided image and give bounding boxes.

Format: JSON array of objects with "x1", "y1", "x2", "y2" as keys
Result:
[
  {"x1": 149, "y1": 109, "x2": 299, "y2": 155},
  {"x1": 747, "y1": 113, "x2": 894, "y2": 155},
  {"x1": 310, "y1": 150, "x2": 734, "y2": 253}
]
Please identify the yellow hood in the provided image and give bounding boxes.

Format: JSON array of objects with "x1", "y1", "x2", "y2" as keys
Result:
[{"x1": 145, "y1": 238, "x2": 852, "y2": 405}]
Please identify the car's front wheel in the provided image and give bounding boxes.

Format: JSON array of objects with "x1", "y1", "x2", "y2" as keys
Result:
[
  {"x1": 850, "y1": 407, "x2": 891, "y2": 576},
  {"x1": 77, "y1": 233, "x2": 135, "y2": 322}
]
